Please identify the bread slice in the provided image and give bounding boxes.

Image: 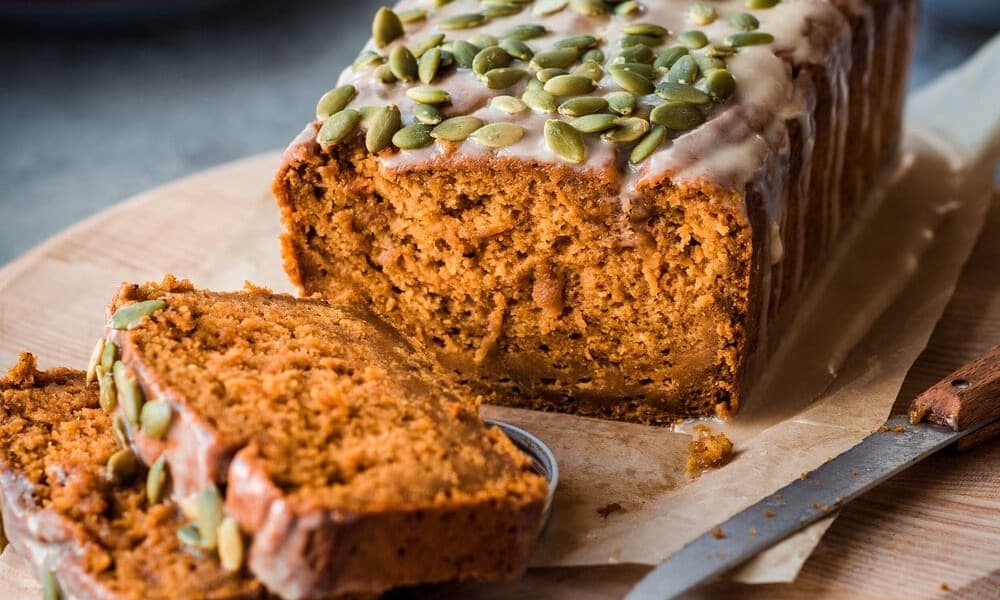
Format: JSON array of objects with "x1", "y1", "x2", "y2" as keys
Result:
[
  {"x1": 102, "y1": 276, "x2": 548, "y2": 599},
  {"x1": 0, "y1": 353, "x2": 266, "y2": 600}
]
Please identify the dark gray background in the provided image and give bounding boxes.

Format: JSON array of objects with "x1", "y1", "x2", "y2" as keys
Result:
[{"x1": 0, "y1": 1, "x2": 996, "y2": 264}]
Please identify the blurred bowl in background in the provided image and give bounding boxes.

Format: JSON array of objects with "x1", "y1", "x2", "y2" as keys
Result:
[
  {"x1": 0, "y1": 0, "x2": 232, "y2": 27},
  {"x1": 923, "y1": 0, "x2": 1000, "y2": 30}
]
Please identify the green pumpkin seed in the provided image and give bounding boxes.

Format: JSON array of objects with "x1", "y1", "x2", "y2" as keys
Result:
[
  {"x1": 196, "y1": 484, "x2": 225, "y2": 550},
  {"x1": 616, "y1": 44, "x2": 655, "y2": 64},
  {"x1": 667, "y1": 55, "x2": 699, "y2": 84},
  {"x1": 693, "y1": 54, "x2": 726, "y2": 74},
  {"x1": 534, "y1": 0, "x2": 568, "y2": 15},
  {"x1": 650, "y1": 101, "x2": 705, "y2": 130},
  {"x1": 397, "y1": 7, "x2": 426, "y2": 23},
  {"x1": 570, "y1": 113, "x2": 619, "y2": 133},
  {"x1": 727, "y1": 32, "x2": 775, "y2": 47},
  {"x1": 602, "y1": 117, "x2": 650, "y2": 143},
  {"x1": 499, "y1": 39, "x2": 534, "y2": 61},
  {"x1": 440, "y1": 13, "x2": 488, "y2": 30},
  {"x1": 704, "y1": 43, "x2": 737, "y2": 58},
  {"x1": 608, "y1": 65, "x2": 654, "y2": 95},
  {"x1": 573, "y1": 60, "x2": 604, "y2": 81},
  {"x1": 112, "y1": 361, "x2": 144, "y2": 426},
  {"x1": 218, "y1": 517, "x2": 245, "y2": 572},
  {"x1": 451, "y1": 40, "x2": 480, "y2": 68},
  {"x1": 606, "y1": 91, "x2": 637, "y2": 115},
  {"x1": 554, "y1": 35, "x2": 599, "y2": 50},
  {"x1": 702, "y1": 68, "x2": 736, "y2": 101},
  {"x1": 481, "y1": 2, "x2": 523, "y2": 17},
  {"x1": 484, "y1": 67, "x2": 528, "y2": 89},
  {"x1": 655, "y1": 46, "x2": 689, "y2": 71},
  {"x1": 473, "y1": 46, "x2": 512, "y2": 75},
  {"x1": 558, "y1": 96, "x2": 608, "y2": 117},
  {"x1": 177, "y1": 524, "x2": 202, "y2": 547},
  {"x1": 316, "y1": 109, "x2": 361, "y2": 146},
  {"x1": 418, "y1": 48, "x2": 441, "y2": 83},
  {"x1": 43, "y1": 571, "x2": 60, "y2": 600},
  {"x1": 544, "y1": 74, "x2": 596, "y2": 97},
  {"x1": 147, "y1": 454, "x2": 168, "y2": 505},
  {"x1": 678, "y1": 30, "x2": 709, "y2": 49},
  {"x1": 730, "y1": 12, "x2": 760, "y2": 31},
  {"x1": 544, "y1": 119, "x2": 586, "y2": 164},
  {"x1": 413, "y1": 103, "x2": 443, "y2": 124},
  {"x1": 614, "y1": 0, "x2": 642, "y2": 16},
  {"x1": 405, "y1": 86, "x2": 451, "y2": 105},
  {"x1": 655, "y1": 81, "x2": 711, "y2": 104},
  {"x1": 522, "y1": 86, "x2": 557, "y2": 112},
  {"x1": 469, "y1": 122, "x2": 525, "y2": 147},
  {"x1": 582, "y1": 48, "x2": 605, "y2": 63},
  {"x1": 112, "y1": 417, "x2": 129, "y2": 450},
  {"x1": 569, "y1": 0, "x2": 607, "y2": 16},
  {"x1": 366, "y1": 105, "x2": 402, "y2": 153},
  {"x1": 98, "y1": 369, "x2": 117, "y2": 413},
  {"x1": 689, "y1": 3, "x2": 717, "y2": 25},
  {"x1": 102, "y1": 340, "x2": 120, "y2": 371},
  {"x1": 86, "y1": 337, "x2": 105, "y2": 385},
  {"x1": 373, "y1": 64, "x2": 397, "y2": 83},
  {"x1": 411, "y1": 33, "x2": 445, "y2": 58},
  {"x1": 623, "y1": 23, "x2": 668, "y2": 38},
  {"x1": 352, "y1": 50, "x2": 383, "y2": 71},
  {"x1": 501, "y1": 23, "x2": 548, "y2": 41},
  {"x1": 109, "y1": 300, "x2": 166, "y2": 330},
  {"x1": 392, "y1": 123, "x2": 435, "y2": 149},
  {"x1": 536, "y1": 67, "x2": 568, "y2": 82},
  {"x1": 745, "y1": 0, "x2": 780, "y2": 8},
  {"x1": 491, "y1": 95, "x2": 528, "y2": 114},
  {"x1": 531, "y1": 47, "x2": 578, "y2": 69},
  {"x1": 432, "y1": 116, "x2": 485, "y2": 141},
  {"x1": 372, "y1": 7, "x2": 404, "y2": 49},
  {"x1": 315, "y1": 85, "x2": 357, "y2": 120},
  {"x1": 389, "y1": 45, "x2": 418, "y2": 82},
  {"x1": 630, "y1": 124, "x2": 666, "y2": 163},
  {"x1": 140, "y1": 400, "x2": 172, "y2": 439},
  {"x1": 469, "y1": 33, "x2": 499, "y2": 48},
  {"x1": 107, "y1": 447, "x2": 139, "y2": 485},
  {"x1": 614, "y1": 61, "x2": 655, "y2": 79},
  {"x1": 620, "y1": 34, "x2": 665, "y2": 48}
]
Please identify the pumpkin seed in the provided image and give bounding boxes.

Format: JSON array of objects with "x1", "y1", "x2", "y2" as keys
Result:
[
  {"x1": 473, "y1": 46, "x2": 512, "y2": 75},
  {"x1": 727, "y1": 32, "x2": 775, "y2": 47},
  {"x1": 373, "y1": 64, "x2": 397, "y2": 83},
  {"x1": 86, "y1": 337, "x2": 105, "y2": 385},
  {"x1": 366, "y1": 105, "x2": 402, "y2": 153},
  {"x1": 451, "y1": 40, "x2": 480, "y2": 68},
  {"x1": 109, "y1": 300, "x2": 166, "y2": 330},
  {"x1": 218, "y1": 517, "x2": 245, "y2": 572},
  {"x1": 650, "y1": 101, "x2": 705, "y2": 130},
  {"x1": 113, "y1": 361, "x2": 144, "y2": 426},
  {"x1": 418, "y1": 48, "x2": 441, "y2": 83},
  {"x1": 614, "y1": 61, "x2": 655, "y2": 79},
  {"x1": 522, "y1": 86, "x2": 558, "y2": 112},
  {"x1": 107, "y1": 448, "x2": 139, "y2": 485},
  {"x1": 469, "y1": 122, "x2": 525, "y2": 147},
  {"x1": 655, "y1": 81, "x2": 711, "y2": 104},
  {"x1": 100, "y1": 339, "x2": 118, "y2": 371},
  {"x1": 655, "y1": 46, "x2": 688, "y2": 71},
  {"x1": 693, "y1": 54, "x2": 726, "y2": 73},
  {"x1": 389, "y1": 45, "x2": 418, "y2": 82},
  {"x1": 440, "y1": 13, "x2": 488, "y2": 30},
  {"x1": 620, "y1": 34, "x2": 665, "y2": 48},
  {"x1": 405, "y1": 86, "x2": 451, "y2": 105},
  {"x1": 392, "y1": 123, "x2": 435, "y2": 149},
  {"x1": 484, "y1": 67, "x2": 528, "y2": 89},
  {"x1": 544, "y1": 119, "x2": 586, "y2": 164},
  {"x1": 602, "y1": 117, "x2": 650, "y2": 143},
  {"x1": 196, "y1": 484, "x2": 225, "y2": 550},
  {"x1": 43, "y1": 571, "x2": 60, "y2": 600},
  {"x1": 573, "y1": 60, "x2": 604, "y2": 81},
  {"x1": 469, "y1": 33, "x2": 499, "y2": 48},
  {"x1": 499, "y1": 38, "x2": 534, "y2": 61},
  {"x1": 623, "y1": 23, "x2": 668, "y2": 38},
  {"x1": 558, "y1": 96, "x2": 608, "y2": 116},
  {"x1": 432, "y1": 116, "x2": 485, "y2": 141},
  {"x1": 608, "y1": 65, "x2": 654, "y2": 94},
  {"x1": 614, "y1": 0, "x2": 642, "y2": 16},
  {"x1": 491, "y1": 95, "x2": 528, "y2": 114},
  {"x1": 481, "y1": 2, "x2": 523, "y2": 17},
  {"x1": 177, "y1": 524, "x2": 202, "y2": 547},
  {"x1": 536, "y1": 67, "x2": 569, "y2": 82},
  {"x1": 745, "y1": 0, "x2": 780, "y2": 8},
  {"x1": 531, "y1": 48, "x2": 578, "y2": 69},
  {"x1": 702, "y1": 68, "x2": 736, "y2": 101},
  {"x1": 534, "y1": 0, "x2": 568, "y2": 16},
  {"x1": 616, "y1": 44, "x2": 655, "y2": 64},
  {"x1": 140, "y1": 400, "x2": 172, "y2": 439},
  {"x1": 413, "y1": 103, "x2": 443, "y2": 124},
  {"x1": 606, "y1": 91, "x2": 637, "y2": 115},
  {"x1": 667, "y1": 55, "x2": 699, "y2": 84},
  {"x1": 678, "y1": 30, "x2": 709, "y2": 49},
  {"x1": 372, "y1": 7, "x2": 404, "y2": 49},
  {"x1": 98, "y1": 369, "x2": 117, "y2": 413},
  {"x1": 501, "y1": 23, "x2": 548, "y2": 41},
  {"x1": 569, "y1": 0, "x2": 607, "y2": 16},
  {"x1": 315, "y1": 85, "x2": 357, "y2": 120},
  {"x1": 411, "y1": 33, "x2": 445, "y2": 58},
  {"x1": 582, "y1": 48, "x2": 605, "y2": 63},
  {"x1": 316, "y1": 109, "x2": 361, "y2": 146},
  {"x1": 730, "y1": 12, "x2": 760, "y2": 31},
  {"x1": 544, "y1": 74, "x2": 596, "y2": 96},
  {"x1": 147, "y1": 454, "x2": 168, "y2": 504},
  {"x1": 397, "y1": 7, "x2": 426, "y2": 23},
  {"x1": 689, "y1": 3, "x2": 717, "y2": 25},
  {"x1": 352, "y1": 50, "x2": 383, "y2": 71},
  {"x1": 630, "y1": 123, "x2": 666, "y2": 163},
  {"x1": 554, "y1": 35, "x2": 599, "y2": 50},
  {"x1": 570, "y1": 113, "x2": 619, "y2": 133},
  {"x1": 112, "y1": 417, "x2": 129, "y2": 449},
  {"x1": 704, "y1": 43, "x2": 736, "y2": 58}
]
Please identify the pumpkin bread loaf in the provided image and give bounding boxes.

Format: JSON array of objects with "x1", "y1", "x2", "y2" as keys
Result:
[
  {"x1": 101, "y1": 276, "x2": 548, "y2": 599},
  {"x1": 274, "y1": 0, "x2": 917, "y2": 423},
  {"x1": 0, "y1": 353, "x2": 266, "y2": 600}
]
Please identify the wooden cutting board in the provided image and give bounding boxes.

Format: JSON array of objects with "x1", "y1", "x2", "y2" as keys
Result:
[{"x1": 0, "y1": 155, "x2": 996, "y2": 599}]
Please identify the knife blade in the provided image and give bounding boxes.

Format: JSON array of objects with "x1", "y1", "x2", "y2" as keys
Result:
[{"x1": 626, "y1": 344, "x2": 1000, "y2": 600}]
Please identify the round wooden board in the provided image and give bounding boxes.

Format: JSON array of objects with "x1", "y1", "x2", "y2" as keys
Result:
[{"x1": 0, "y1": 156, "x2": 996, "y2": 599}]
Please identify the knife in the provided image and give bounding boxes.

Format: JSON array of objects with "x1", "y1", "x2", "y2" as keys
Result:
[{"x1": 626, "y1": 344, "x2": 1000, "y2": 600}]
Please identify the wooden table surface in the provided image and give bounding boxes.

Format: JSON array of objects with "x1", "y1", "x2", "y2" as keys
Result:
[{"x1": 0, "y1": 156, "x2": 996, "y2": 600}]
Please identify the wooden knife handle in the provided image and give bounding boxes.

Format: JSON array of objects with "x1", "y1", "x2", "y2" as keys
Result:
[{"x1": 909, "y1": 344, "x2": 1000, "y2": 434}]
